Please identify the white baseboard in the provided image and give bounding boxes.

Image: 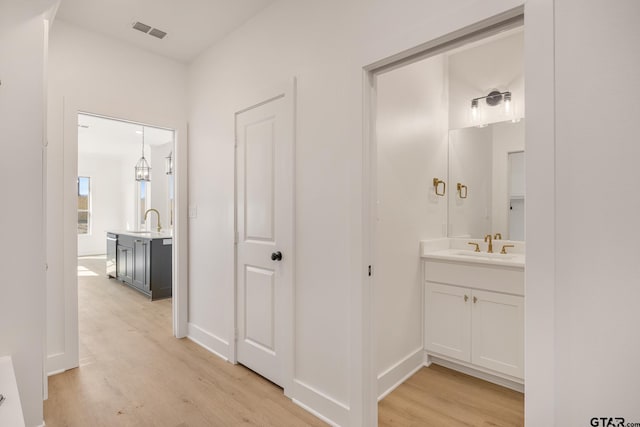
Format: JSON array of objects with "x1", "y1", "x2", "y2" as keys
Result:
[
  {"x1": 291, "y1": 380, "x2": 349, "y2": 427},
  {"x1": 46, "y1": 353, "x2": 68, "y2": 376},
  {"x1": 186, "y1": 323, "x2": 230, "y2": 362},
  {"x1": 427, "y1": 353, "x2": 524, "y2": 393},
  {"x1": 377, "y1": 348, "x2": 424, "y2": 401}
]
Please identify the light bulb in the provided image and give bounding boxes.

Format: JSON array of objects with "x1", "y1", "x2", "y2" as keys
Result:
[
  {"x1": 504, "y1": 92, "x2": 512, "y2": 114},
  {"x1": 471, "y1": 99, "x2": 478, "y2": 120}
]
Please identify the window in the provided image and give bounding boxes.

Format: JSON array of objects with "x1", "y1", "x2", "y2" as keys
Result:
[
  {"x1": 77, "y1": 176, "x2": 91, "y2": 234},
  {"x1": 136, "y1": 180, "x2": 149, "y2": 229}
]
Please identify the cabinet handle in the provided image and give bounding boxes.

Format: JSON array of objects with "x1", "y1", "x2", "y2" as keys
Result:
[
  {"x1": 464, "y1": 295, "x2": 469, "y2": 302},
  {"x1": 473, "y1": 296, "x2": 478, "y2": 303}
]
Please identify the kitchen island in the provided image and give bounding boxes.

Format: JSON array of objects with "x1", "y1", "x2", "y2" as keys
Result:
[{"x1": 106, "y1": 230, "x2": 172, "y2": 300}]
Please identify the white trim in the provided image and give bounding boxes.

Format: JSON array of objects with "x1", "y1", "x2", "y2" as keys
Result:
[
  {"x1": 292, "y1": 380, "x2": 349, "y2": 427},
  {"x1": 46, "y1": 353, "x2": 67, "y2": 376},
  {"x1": 377, "y1": 348, "x2": 424, "y2": 401},
  {"x1": 523, "y1": 0, "x2": 556, "y2": 424},
  {"x1": 187, "y1": 323, "x2": 230, "y2": 362},
  {"x1": 361, "y1": 7, "x2": 526, "y2": 424},
  {"x1": 427, "y1": 353, "x2": 524, "y2": 393},
  {"x1": 46, "y1": 369, "x2": 66, "y2": 377},
  {"x1": 292, "y1": 399, "x2": 341, "y2": 427}
]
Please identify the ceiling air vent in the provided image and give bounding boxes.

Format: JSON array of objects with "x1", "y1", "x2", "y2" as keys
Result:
[
  {"x1": 132, "y1": 21, "x2": 152, "y2": 34},
  {"x1": 148, "y1": 28, "x2": 167, "y2": 39},
  {"x1": 132, "y1": 21, "x2": 168, "y2": 40}
]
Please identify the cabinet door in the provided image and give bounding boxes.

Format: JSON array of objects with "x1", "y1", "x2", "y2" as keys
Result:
[
  {"x1": 425, "y1": 282, "x2": 471, "y2": 362},
  {"x1": 471, "y1": 289, "x2": 524, "y2": 379},
  {"x1": 132, "y1": 239, "x2": 150, "y2": 291},
  {"x1": 116, "y1": 245, "x2": 133, "y2": 284}
]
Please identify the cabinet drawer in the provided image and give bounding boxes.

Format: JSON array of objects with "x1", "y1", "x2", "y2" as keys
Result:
[{"x1": 424, "y1": 260, "x2": 524, "y2": 296}]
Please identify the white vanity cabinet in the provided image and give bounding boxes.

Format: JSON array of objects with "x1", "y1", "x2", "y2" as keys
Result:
[{"x1": 424, "y1": 258, "x2": 524, "y2": 382}]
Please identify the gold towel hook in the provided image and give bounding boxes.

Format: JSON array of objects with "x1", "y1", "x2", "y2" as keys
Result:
[
  {"x1": 433, "y1": 178, "x2": 446, "y2": 196},
  {"x1": 457, "y1": 183, "x2": 468, "y2": 199}
]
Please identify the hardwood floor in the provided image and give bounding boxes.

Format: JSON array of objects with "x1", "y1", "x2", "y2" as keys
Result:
[
  {"x1": 45, "y1": 256, "x2": 523, "y2": 426},
  {"x1": 379, "y1": 365, "x2": 524, "y2": 427},
  {"x1": 44, "y1": 256, "x2": 326, "y2": 427}
]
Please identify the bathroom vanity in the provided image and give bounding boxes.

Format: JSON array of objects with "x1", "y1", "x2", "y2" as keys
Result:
[
  {"x1": 422, "y1": 238, "x2": 524, "y2": 390},
  {"x1": 107, "y1": 231, "x2": 172, "y2": 300}
]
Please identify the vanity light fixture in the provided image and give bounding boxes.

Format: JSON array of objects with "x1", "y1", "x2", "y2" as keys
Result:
[
  {"x1": 470, "y1": 90, "x2": 512, "y2": 116},
  {"x1": 135, "y1": 127, "x2": 151, "y2": 182},
  {"x1": 165, "y1": 151, "x2": 173, "y2": 175}
]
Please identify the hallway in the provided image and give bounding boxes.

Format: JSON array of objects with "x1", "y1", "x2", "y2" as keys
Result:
[{"x1": 44, "y1": 256, "x2": 325, "y2": 426}]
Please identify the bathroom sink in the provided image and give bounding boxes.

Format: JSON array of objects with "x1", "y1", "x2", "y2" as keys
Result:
[
  {"x1": 452, "y1": 250, "x2": 515, "y2": 260},
  {"x1": 421, "y1": 247, "x2": 524, "y2": 268}
]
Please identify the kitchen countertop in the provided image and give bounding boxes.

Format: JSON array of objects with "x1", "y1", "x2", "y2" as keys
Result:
[{"x1": 108, "y1": 230, "x2": 173, "y2": 239}]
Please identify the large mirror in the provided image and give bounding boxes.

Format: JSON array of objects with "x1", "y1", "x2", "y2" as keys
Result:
[{"x1": 448, "y1": 119, "x2": 525, "y2": 240}]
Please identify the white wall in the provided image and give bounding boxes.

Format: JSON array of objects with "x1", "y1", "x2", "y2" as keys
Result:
[
  {"x1": 47, "y1": 19, "x2": 187, "y2": 373},
  {"x1": 374, "y1": 55, "x2": 448, "y2": 395},
  {"x1": 448, "y1": 30, "x2": 524, "y2": 130},
  {"x1": 77, "y1": 152, "x2": 125, "y2": 255},
  {"x1": 0, "y1": 2, "x2": 54, "y2": 425},
  {"x1": 150, "y1": 142, "x2": 173, "y2": 231},
  {"x1": 448, "y1": 126, "x2": 493, "y2": 238},
  {"x1": 492, "y1": 120, "x2": 524, "y2": 237},
  {"x1": 554, "y1": 0, "x2": 640, "y2": 424},
  {"x1": 186, "y1": 0, "x2": 523, "y2": 424}
]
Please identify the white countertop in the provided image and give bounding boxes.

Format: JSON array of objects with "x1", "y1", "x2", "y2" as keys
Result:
[
  {"x1": 0, "y1": 356, "x2": 25, "y2": 427},
  {"x1": 109, "y1": 230, "x2": 173, "y2": 239},
  {"x1": 421, "y1": 238, "x2": 525, "y2": 268}
]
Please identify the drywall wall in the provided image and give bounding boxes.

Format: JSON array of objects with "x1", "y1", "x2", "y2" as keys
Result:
[
  {"x1": 0, "y1": 3, "x2": 53, "y2": 425},
  {"x1": 150, "y1": 143, "x2": 173, "y2": 232},
  {"x1": 77, "y1": 152, "x2": 126, "y2": 255},
  {"x1": 448, "y1": 30, "x2": 524, "y2": 130},
  {"x1": 47, "y1": 19, "x2": 187, "y2": 374},
  {"x1": 554, "y1": 0, "x2": 640, "y2": 423},
  {"x1": 187, "y1": 0, "x2": 523, "y2": 423},
  {"x1": 374, "y1": 54, "x2": 448, "y2": 395}
]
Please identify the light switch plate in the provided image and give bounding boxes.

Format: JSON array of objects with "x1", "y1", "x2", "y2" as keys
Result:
[{"x1": 189, "y1": 205, "x2": 197, "y2": 218}]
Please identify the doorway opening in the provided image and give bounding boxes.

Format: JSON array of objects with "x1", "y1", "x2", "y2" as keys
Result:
[
  {"x1": 364, "y1": 12, "x2": 525, "y2": 426},
  {"x1": 76, "y1": 112, "x2": 177, "y2": 366}
]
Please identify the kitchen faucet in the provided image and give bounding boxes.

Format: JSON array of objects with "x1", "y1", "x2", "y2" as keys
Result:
[{"x1": 144, "y1": 208, "x2": 162, "y2": 232}]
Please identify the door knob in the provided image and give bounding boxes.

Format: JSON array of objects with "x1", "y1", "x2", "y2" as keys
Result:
[{"x1": 271, "y1": 251, "x2": 282, "y2": 261}]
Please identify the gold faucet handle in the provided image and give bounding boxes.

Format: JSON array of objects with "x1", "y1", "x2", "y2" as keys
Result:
[
  {"x1": 467, "y1": 242, "x2": 480, "y2": 252},
  {"x1": 500, "y1": 244, "x2": 515, "y2": 254},
  {"x1": 494, "y1": 233, "x2": 502, "y2": 240}
]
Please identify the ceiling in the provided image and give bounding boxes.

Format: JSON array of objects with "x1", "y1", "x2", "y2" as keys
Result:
[
  {"x1": 55, "y1": 0, "x2": 276, "y2": 63},
  {"x1": 78, "y1": 114, "x2": 173, "y2": 155}
]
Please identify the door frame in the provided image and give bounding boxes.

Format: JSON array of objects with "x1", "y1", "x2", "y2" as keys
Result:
[
  {"x1": 360, "y1": 8, "x2": 525, "y2": 424},
  {"x1": 50, "y1": 98, "x2": 188, "y2": 375},
  {"x1": 232, "y1": 78, "x2": 297, "y2": 395}
]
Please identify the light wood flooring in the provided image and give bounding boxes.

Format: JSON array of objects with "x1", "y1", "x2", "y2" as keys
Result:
[
  {"x1": 379, "y1": 365, "x2": 524, "y2": 426},
  {"x1": 44, "y1": 256, "x2": 326, "y2": 427},
  {"x1": 45, "y1": 256, "x2": 523, "y2": 426}
]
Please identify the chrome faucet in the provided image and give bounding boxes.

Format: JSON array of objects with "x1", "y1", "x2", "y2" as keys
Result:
[
  {"x1": 484, "y1": 234, "x2": 493, "y2": 253},
  {"x1": 144, "y1": 208, "x2": 162, "y2": 232}
]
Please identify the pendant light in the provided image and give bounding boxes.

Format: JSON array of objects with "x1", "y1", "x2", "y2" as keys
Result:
[{"x1": 135, "y1": 127, "x2": 151, "y2": 181}]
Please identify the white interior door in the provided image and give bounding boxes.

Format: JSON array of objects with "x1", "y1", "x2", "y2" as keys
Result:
[{"x1": 236, "y1": 90, "x2": 294, "y2": 388}]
